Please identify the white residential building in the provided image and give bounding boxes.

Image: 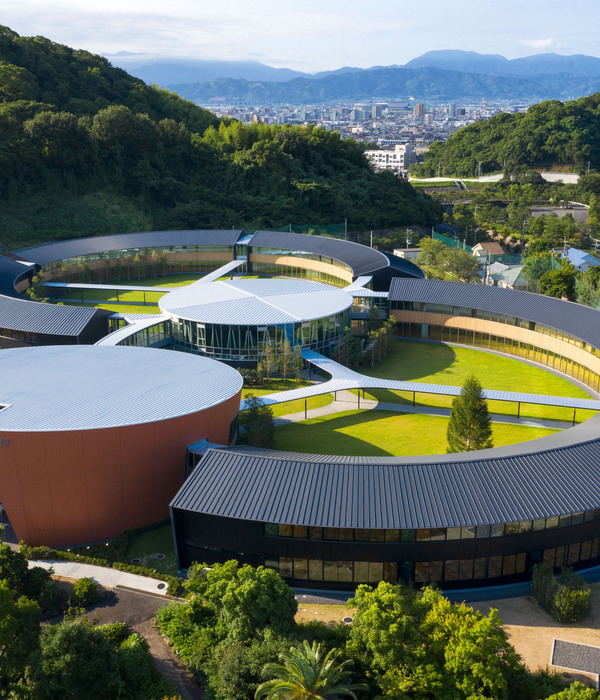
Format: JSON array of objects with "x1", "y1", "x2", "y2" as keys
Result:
[{"x1": 365, "y1": 144, "x2": 415, "y2": 173}]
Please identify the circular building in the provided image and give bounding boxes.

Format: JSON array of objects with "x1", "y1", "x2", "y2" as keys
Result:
[
  {"x1": 0, "y1": 345, "x2": 242, "y2": 546},
  {"x1": 159, "y1": 278, "x2": 354, "y2": 362}
]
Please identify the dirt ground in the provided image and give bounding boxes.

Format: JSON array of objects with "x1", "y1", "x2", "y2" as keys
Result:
[{"x1": 296, "y1": 584, "x2": 600, "y2": 685}]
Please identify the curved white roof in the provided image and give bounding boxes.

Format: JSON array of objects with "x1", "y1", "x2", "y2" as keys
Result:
[
  {"x1": 159, "y1": 279, "x2": 353, "y2": 325},
  {"x1": 0, "y1": 346, "x2": 242, "y2": 432}
]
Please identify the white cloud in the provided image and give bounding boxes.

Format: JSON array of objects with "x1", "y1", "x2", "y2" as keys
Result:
[{"x1": 519, "y1": 38, "x2": 558, "y2": 50}]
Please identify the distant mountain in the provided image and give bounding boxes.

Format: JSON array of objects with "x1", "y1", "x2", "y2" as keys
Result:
[
  {"x1": 106, "y1": 57, "x2": 308, "y2": 84},
  {"x1": 405, "y1": 50, "x2": 600, "y2": 78},
  {"x1": 167, "y1": 65, "x2": 600, "y2": 104}
]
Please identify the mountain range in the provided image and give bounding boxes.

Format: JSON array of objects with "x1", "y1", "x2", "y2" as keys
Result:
[{"x1": 108, "y1": 50, "x2": 600, "y2": 104}]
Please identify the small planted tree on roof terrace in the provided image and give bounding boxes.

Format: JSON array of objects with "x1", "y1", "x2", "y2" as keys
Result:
[{"x1": 446, "y1": 375, "x2": 493, "y2": 453}]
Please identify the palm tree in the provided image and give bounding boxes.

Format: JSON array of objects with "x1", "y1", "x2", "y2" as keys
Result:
[{"x1": 255, "y1": 639, "x2": 365, "y2": 699}]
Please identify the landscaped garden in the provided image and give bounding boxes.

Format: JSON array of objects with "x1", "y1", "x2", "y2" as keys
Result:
[
  {"x1": 273, "y1": 409, "x2": 558, "y2": 457},
  {"x1": 242, "y1": 378, "x2": 333, "y2": 418},
  {"x1": 350, "y1": 339, "x2": 597, "y2": 423}
]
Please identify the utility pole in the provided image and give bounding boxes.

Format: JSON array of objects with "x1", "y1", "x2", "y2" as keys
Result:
[
  {"x1": 588, "y1": 161, "x2": 591, "y2": 174},
  {"x1": 344, "y1": 219, "x2": 347, "y2": 241},
  {"x1": 370, "y1": 230, "x2": 373, "y2": 247}
]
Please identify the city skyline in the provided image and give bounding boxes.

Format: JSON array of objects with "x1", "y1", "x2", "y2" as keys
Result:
[{"x1": 4, "y1": 0, "x2": 600, "y2": 73}]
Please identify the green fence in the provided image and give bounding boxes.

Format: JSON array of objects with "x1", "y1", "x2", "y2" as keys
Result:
[
  {"x1": 258, "y1": 223, "x2": 347, "y2": 238},
  {"x1": 432, "y1": 231, "x2": 474, "y2": 253}
]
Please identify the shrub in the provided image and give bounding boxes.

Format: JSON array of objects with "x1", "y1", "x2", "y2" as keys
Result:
[
  {"x1": 532, "y1": 564, "x2": 591, "y2": 623},
  {"x1": 39, "y1": 579, "x2": 66, "y2": 612},
  {"x1": 98, "y1": 622, "x2": 130, "y2": 645},
  {"x1": 71, "y1": 577, "x2": 98, "y2": 606},
  {"x1": 553, "y1": 586, "x2": 591, "y2": 624}
]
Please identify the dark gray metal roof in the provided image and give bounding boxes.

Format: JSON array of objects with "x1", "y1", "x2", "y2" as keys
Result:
[
  {"x1": 170, "y1": 414, "x2": 600, "y2": 529},
  {"x1": 552, "y1": 639, "x2": 600, "y2": 675},
  {"x1": 0, "y1": 257, "x2": 34, "y2": 298},
  {"x1": 248, "y1": 231, "x2": 393, "y2": 277},
  {"x1": 389, "y1": 278, "x2": 600, "y2": 350},
  {"x1": 15, "y1": 230, "x2": 243, "y2": 266},
  {"x1": 0, "y1": 295, "x2": 98, "y2": 336}
]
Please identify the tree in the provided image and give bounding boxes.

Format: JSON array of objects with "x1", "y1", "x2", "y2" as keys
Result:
[
  {"x1": 347, "y1": 582, "x2": 522, "y2": 699},
  {"x1": 243, "y1": 393, "x2": 275, "y2": 448},
  {"x1": 261, "y1": 342, "x2": 277, "y2": 379},
  {"x1": 544, "y1": 683, "x2": 600, "y2": 700},
  {"x1": 185, "y1": 560, "x2": 298, "y2": 642},
  {"x1": 417, "y1": 238, "x2": 481, "y2": 283},
  {"x1": 446, "y1": 375, "x2": 493, "y2": 452},
  {"x1": 279, "y1": 337, "x2": 293, "y2": 381},
  {"x1": 35, "y1": 620, "x2": 122, "y2": 699},
  {"x1": 538, "y1": 268, "x2": 576, "y2": 301},
  {"x1": 0, "y1": 581, "x2": 41, "y2": 690},
  {"x1": 255, "y1": 640, "x2": 365, "y2": 700}
]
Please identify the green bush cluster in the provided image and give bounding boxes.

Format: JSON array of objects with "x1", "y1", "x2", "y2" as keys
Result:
[
  {"x1": 71, "y1": 576, "x2": 98, "y2": 606},
  {"x1": 532, "y1": 563, "x2": 591, "y2": 623}
]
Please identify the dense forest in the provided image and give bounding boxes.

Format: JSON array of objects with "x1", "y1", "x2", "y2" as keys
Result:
[
  {"x1": 0, "y1": 25, "x2": 438, "y2": 250},
  {"x1": 412, "y1": 93, "x2": 600, "y2": 177}
]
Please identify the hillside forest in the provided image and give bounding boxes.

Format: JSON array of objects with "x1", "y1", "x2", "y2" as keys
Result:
[{"x1": 0, "y1": 25, "x2": 438, "y2": 250}]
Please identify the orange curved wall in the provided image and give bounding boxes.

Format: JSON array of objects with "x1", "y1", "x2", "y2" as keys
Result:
[{"x1": 0, "y1": 391, "x2": 240, "y2": 546}]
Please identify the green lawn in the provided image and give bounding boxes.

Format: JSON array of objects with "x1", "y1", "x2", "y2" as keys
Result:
[
  {"x1": 242, "y1": 379, "x2": 333, "y2": 418},
  {"x1": 353, "y1": 340, "x2": 596, "y2": 423},
  {"x1": 122, "y1": 524, "x2": 177, "y2": 576},
  {"x1": 48, "y1": 273, "x2": 201, "y2": 314},
  {"x1": 274, "y1": 409, "x2": 557, "y2": 457}
]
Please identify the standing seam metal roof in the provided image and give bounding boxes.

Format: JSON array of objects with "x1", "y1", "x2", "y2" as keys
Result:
[
  {"x1": 389, "y1": 278, "x2": 600, "y2": 350},
  {"x1": 0, "y1": 295, "x2": 98, "y2": 336},
  {"x1": 248, "y1": 230, "x2": 392, "y2": 277},
  {"x1": 15, "y1": 230, "x2": 243, "y2": 266},
  {"x1": 170, "y1": 425, "x2": 600, "y2": 529}
]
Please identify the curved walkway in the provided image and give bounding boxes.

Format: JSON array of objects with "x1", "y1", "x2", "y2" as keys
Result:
[
  {"x1": 29, "y1": 560, "x2": 169, "y2": 595},
  {"x1": 240, "y1": 350, "x2": 600, "y2": 414}
]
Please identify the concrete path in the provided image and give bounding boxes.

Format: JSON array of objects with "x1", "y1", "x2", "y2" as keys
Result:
[
  {"x1": 30, "y1": 559, "x2": 169, "y2": 595},
  {"x1": 274, "y1": 389, "x2": 573, "y2": 431}
]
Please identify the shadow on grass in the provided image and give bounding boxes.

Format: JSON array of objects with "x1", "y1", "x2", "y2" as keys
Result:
[
  {"x1": 275, "y1": 411, "x2": 397, "y2": 457},
  {"x1": 362, "y1": 340, "x2": 457, "y2": 381}
]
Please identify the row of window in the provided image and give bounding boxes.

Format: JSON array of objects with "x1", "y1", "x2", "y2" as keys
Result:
[
  {"x1": 263, "y1": 538, "x2": 600, "y2": 584},
  {"x1": 391, "y1": 301, "x2": 599, "y2": 356},
  {"x1": 264, "y1": 510, "x2": 600, "y2": 542},
  {"x1": 41, "y1": 246, "x2": 234, "y2": 272},
  {"x1": 251, "y1": 247, "x2": 352, "y2": 273},
  {"x1": 250, "y1": 263, "x2": 350, "y2": 288},
  {"x1": 170, "y1": 315, "x2": 349, "y2": 357},
  {"x1": 397, "y1": 322, "x2": 600, "y2": 394}
]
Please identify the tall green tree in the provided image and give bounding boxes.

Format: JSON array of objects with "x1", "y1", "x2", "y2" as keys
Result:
[
  {"x1": 185, "y1": 560, "x2": 298, "y2": 642},
  {"x1": 538, "y1": 268, "x2": 576, "y2": 301},
  {"x1": 243, "y1": 394, "x2": 275, "y2": 448},
  {"x1": 255, "y1": 640, "x2": 364, "y2": 700},
  {"x1": 446, "y1": 375, "x2": 493, "y2": 453}
]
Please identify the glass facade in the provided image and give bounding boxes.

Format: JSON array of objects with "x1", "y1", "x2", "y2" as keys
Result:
[
  {"x1": 264, "y1": 509, "x2": 600, "y2": 542},
  {"x1": 40, "y1": 246, "x2": 235, "y2": 284},
  {"x1": 170, "y1": 310, "x2": 350, "y2": 361},
  {"x1": 250, "y1": 247, "x2": 353, "y2": 288}
]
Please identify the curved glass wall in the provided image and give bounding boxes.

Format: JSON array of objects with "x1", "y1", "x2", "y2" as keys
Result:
[
  {"x1": 39, "y1": 246, "x2": 235, "y2": 284},
  {"x1": 170, "y1": 310, "x2": 350, "y2": 361}
]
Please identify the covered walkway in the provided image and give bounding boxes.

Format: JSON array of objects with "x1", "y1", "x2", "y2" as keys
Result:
[{"x1": 240, "y1": 350, "x2": 600, "y2": 422}]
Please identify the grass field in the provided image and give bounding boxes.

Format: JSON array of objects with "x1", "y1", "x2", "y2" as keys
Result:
[
  {"x1": 122, "y1": 524, "x2": 177, "y2": 576},
  {"x1": 352, "y1": 340, "x2": 596, "y2": 423},
  {"x1": 274, "y1": 409, "x2": 557, "y2": 456},
  {"x1": 242, "y1": 379, "x2": 333, "y2": 418}
]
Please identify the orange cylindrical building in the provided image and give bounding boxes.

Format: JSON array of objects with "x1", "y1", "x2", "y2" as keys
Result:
[{"x1": 0, "y1": 345, "x2": 242, "y2": 546}]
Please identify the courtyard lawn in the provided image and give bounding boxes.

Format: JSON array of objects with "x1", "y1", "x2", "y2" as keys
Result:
[
  {"x1": 47, "y1": 273, "x2": 202, "y2": 313},
  {"x1": 242, "y1": 379, "x2": 333, "y2": 418},
  {"x1": 122, "y1": 523, "x2": 177, "y2": 576},
  {"x1": 274, "y1": 410, "x2": 558, "y2": 457},
  {"x1": 353, "y1": 340, "x2": 597, "y2": 423}
]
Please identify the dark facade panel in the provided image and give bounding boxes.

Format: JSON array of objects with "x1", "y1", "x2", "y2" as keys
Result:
[
  {"x1": 15, "y1": 230, "x2": 243, "y2": 266},
  {"x1": 389, "y1": 278, "x2": 600, "y2": 350},
  {"x1": 0, "y1": 257, "x2": 33, "y2": 297}
]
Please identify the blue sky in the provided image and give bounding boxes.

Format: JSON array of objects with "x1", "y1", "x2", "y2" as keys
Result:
[{"x1": 4, "y1": 0, "x2": 600, "y2": 72}]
